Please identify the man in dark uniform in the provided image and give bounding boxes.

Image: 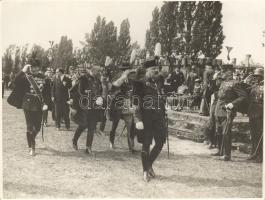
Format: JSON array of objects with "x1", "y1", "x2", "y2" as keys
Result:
[
  {"x1": 247, "y1": 68, "x2": 263, "y2": 162},
  {"x1": 108, "y1": 62, "x2": 136, "y2": 152},
  {"x1": 7, "y1": 64, "x2": 48, "y2": 156},
  {"x1": 133, "y1": 57, "x2": 167, "y2": 182},
  {"x1": 69, "y1": 65, "x2": 103, "y2": 155},
  {"x1": 214, "y1": 64, "x2": 248, "y2": 161},
  {"x1": 51, "y1": 68, "x2": 72, "y2": 130}
]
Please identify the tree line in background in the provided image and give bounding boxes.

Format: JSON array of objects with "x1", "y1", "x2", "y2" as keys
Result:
[
  {"x1": 2, "y1": 16, "x2": 133, "y2": 74},
  {"x1": 145, "y1": 1, "x2": 224, "y2": 63},
  {"x1": 3, "y1": 1, "x2": 260, "y2": 75}
]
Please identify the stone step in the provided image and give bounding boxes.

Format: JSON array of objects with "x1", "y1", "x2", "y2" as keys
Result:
[
  {"x1": 168, "y1": 127, "x2": 204, "y2": 143},
  {"x1": 167, "y1": 110, "x2": 250, "y2": 144}
]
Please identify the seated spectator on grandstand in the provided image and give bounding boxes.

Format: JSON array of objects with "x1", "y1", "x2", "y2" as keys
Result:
[
  {"x1": 190, "y1": 79, "x2": 202, "y2": 110},
  {"x1": 167, "y1": 66, "x2": 185, "y2": 93}
]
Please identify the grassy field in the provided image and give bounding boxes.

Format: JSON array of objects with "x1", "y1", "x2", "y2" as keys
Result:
[{"x1": 2, "y1": 91, "x2": 263, "y2": 198}]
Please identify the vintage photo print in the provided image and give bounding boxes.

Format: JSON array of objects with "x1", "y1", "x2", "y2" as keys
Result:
[{"x1": 1, "y1": 0, "x2": 264, "y2": 198}]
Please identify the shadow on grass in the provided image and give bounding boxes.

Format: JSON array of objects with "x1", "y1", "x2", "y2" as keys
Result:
[{"x1": 37, "y1": 145, "x2": 141, "y2": 162}]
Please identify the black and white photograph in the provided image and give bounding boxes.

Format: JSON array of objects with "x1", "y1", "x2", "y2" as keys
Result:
[{"x1": 1, "y1": 0, "x2": 264, "y2": 198}]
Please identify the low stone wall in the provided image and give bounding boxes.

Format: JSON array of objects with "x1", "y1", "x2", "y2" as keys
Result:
[{"x1": 167, "y1": 110, "x2": 250, "y2": 143}]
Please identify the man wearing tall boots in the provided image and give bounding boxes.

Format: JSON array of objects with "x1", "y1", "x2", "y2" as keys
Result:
[
  {"x1": 214, "y1": 64, "x2": 248, "y2": 161},
  {"x1": 247, "y1": 68, "x2": 263, "y2": 163},
  {"x1": 133, "y1": 56, "x2": 167, "y2": 182},
  {"x1": 7, "y1": 64, "x2": 48, "y2": 156},
  {"x1": 108, "y1": 63, "x2": 136, "y2": 152},
  {"x1": 51, "y1": 68, "x2": 72, "y2": 130},
  {"x1": 69, "y1": 65, "x2": 103, "y2": 155}
]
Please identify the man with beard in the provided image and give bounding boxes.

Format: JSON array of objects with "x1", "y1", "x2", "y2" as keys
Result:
[
  {"x1": 247, "y1": 68, "x2": 263, "y2": 162},
  {"x1": 133, "y1": 56, "x2": 167, "y2": 182}
]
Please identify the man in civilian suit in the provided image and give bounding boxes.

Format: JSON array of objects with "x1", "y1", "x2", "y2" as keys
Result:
[{"x1": 51, "y1": 68, "x2": 72, "y2": 130}]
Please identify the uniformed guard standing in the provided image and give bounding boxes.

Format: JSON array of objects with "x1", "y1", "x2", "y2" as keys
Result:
[
  {"x1": 69, "y1": 65, "x2": 103, "y2": 155},
  {"x1": 7, "y1": 64, "x2": 48, "y2": 156},
  {"x1": 247, "y1": 68, "x2": 263, "y2": 162},
  {"x1": 133, "y1": 55, "x2": 167, "y2": 182},
  {"x1": 214, "y1": 64, "x2": 248, "y2": 161}
]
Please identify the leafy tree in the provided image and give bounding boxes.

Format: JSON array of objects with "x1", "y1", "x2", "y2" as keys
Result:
[
  {"x1": 2, "y1": 45, "x2": 14, "y2": 74},
  {"x1": 197, "y1": 1, "x2": 225, "y2": 59},
  {"x1": 145, "y1": 29, "x2": 152, "y2": 53},
  {"x1": 149, "y1": 7, "x2": 160, "y2": 51},
  {"x1": 13, "y1": 46, "x2": 21, "y2": 73},
  {"x1": 178, "y1": 1, "x2": 197, "y2": 59},
  {"x1": 159, "y1": 2, "x2": 179, "y2": 57},
  {"x1": 85, "y1": 16, "x2": 118, "y2": 65},
  {"x1": 56, "y1": 36, "x2": 73, "y2": 71},
  {"x1": 118, "y1": 18, "x2": 131, "y2": 57}
]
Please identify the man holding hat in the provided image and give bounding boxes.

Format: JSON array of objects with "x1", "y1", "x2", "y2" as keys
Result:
[
  {"x1": 214, "y1": 64, "x2": 248, "y2": 161},
  {"x1": 247, "y1": 68, "x2": 263, "y2": 162}
]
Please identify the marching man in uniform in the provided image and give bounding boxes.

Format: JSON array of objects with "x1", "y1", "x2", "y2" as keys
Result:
[
  {"x1": 7, "y1": 64, "x2": 48, "y2": 156},
  {"x1": 69, "y1": 64, "x2": 103, "y2": 155},
  {"x1": 133, "y1": 43, "x2": 167, "y2": 182}
]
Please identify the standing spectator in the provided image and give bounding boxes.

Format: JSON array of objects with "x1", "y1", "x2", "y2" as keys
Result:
[
  {"x1": 2, "y1": 73, "x2": 5, "y2": 98},
  {"x1": 186, "y1": 65, "x2": 199, "y2": 94},
  {"x1": 51, "y1": 68, "x2": 72, "y2": 131},
  {"x1": 3, "y1": 72, "x2": 10, "y2": 90},
  {"x1": 247, "y1": 68, "x2": 263, "y2": 162},
  {"x1": 9, "y1": 72, "x2": 15, "y2": 89},
  {"x1": 167, "y1": 66, "x2": 185, "y2": 93},
  {"x1": 199, "y1": 65, "x2": 214, "y2": 116},
  {"x1": 42, "y1": 70, "x2": 53, "y2": 126}
]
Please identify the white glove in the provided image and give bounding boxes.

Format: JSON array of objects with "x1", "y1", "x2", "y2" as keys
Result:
[
  {"x1": 63, "y1": 81, "x2": 67, "y2": 86},
  {"x1": 225, "y1": 103, "x2": 234, "y2": 110},
  {"x1": 22, "y1": 64, "x2": 31, "y2": 73},
  {"x1": 95, "y1": 97, "x2": 103, "y2": 106},
  {"x1": 67, "y1": 99, "x2": 73, "y2": 105},
  {"x1": 42, "y1": 104, "x2": 48, "y2": 111},
  {"x1": 135, "y1": 121, "x2": 144, "y2": 130}
]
